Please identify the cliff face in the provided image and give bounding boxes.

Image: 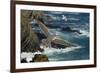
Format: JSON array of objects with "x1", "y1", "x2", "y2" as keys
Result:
[{"x1": 21, "y1": 10, "x2": 41, "y2": 52}]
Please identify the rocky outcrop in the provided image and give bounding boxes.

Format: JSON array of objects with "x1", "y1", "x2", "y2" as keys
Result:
[
  {"x1": 31, "y1": 54, "x2": 49, "y2": 62},
  {"x1": 51, "y1": 42, "x2": 67, "y2": 48},
  {"x1": 21, "y1": 10, "x2": 42, "y2": 52},
  {"x1": 61, "y1": 27, "x2": 82, "y2": 34},
  {"x1": 21, "y1": 58, "x2": 27, "y2": 63}
]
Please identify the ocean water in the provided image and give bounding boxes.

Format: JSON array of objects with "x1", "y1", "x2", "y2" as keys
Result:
[
  {"x1": 21, "y1": 10, "x2": 90, "y2": 62},
  {"x1": 21, "y1": 30, "x2": 89, "y2": 61},
  {"x1": 39, "y1": 28, "x2": 89, "y2": 61}
]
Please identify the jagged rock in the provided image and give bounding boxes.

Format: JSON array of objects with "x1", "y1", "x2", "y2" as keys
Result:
[
  {"x1": 21, "y1": 58, "x2": 27, "y2": 63},
  {"x1": 51, "y1": 42, "x2": 66, "y2": 48},
  {"x1": 21, "y1": 10, "x2": 42, "y2": 52},
  {"x1": 31, "y1": 54, "x2": 49, "y2": 62},
  {"x1": 61, "y1": 26, "x2": 82, "y2": 34}
]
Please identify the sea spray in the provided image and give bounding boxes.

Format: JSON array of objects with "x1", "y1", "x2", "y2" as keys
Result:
[
  {"x1": 43, "y1": 46, "x2": 82, "y2": 55},
  {"x1": 21, "y1": 45, "x2": 82, "y2": 62}
]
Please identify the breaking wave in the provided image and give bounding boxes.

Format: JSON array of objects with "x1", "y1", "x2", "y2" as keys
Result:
[
  {"x1": 43, "y1": 46, "x2": 82, "y2": 56},
  {"x1": 78, "y1": 30, "x2": 89, "y2": 37},
  {"x1": 21, "y1": 46, "x2": 82, "y2": 61}
]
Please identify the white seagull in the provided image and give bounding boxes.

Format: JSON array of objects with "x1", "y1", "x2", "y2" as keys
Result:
[{"x1": 62, "y1": 15, "x2": 68, "y2": 21}]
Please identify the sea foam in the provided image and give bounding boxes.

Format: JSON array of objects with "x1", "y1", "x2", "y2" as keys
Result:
[
  {"x1": 43, "y1": 46, "x2": 82, "y2": 56},
  {"x1": 21, "y1": 46, "x2": 82, "y2": 60}
]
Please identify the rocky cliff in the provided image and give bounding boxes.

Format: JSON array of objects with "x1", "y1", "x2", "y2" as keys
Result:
[{"x1": 21, "y1": 10, "x2": 42, "y2": 52}]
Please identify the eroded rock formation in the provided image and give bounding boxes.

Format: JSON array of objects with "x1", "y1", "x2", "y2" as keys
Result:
[{"x1": 21, "y1": 10, "x2": 41, "y2": 52}]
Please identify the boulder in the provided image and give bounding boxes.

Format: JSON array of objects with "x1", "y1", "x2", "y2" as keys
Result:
[
  {"x1": 31, "y1": 54, "x2": 49, "y2": 62},
  {"x1": 21, "y1": 58, "x2": 27, "y2": 63}
]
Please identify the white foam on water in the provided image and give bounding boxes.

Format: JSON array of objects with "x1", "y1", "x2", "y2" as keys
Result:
[
  {"x1": 21, "y1": 51, "x2": 43, "y2": 62},
  {"x1": 21, "y1": 52, "x2": 34, "y2": 62},
  {"x1": 26, "y1": 57, "x2": 32, "y2": 63},
  {"x1": 21, "y1": 52, "x2": 34, "y2": 59},
  {"x1": 42, "y1": 46, "x2": 82, "y2": 56},
  {"x1": 48, "y1": 58, "x2": 59, "y2": 61},
  {"x1": 42, "y1": 46, "x2": 82, "y2": 61},
  {"x1": 21, "y1": 46, "x2": 82, "y2": 59},
  {"x1": 78, "y1": 30, "x2": 89, "y2": 37}
]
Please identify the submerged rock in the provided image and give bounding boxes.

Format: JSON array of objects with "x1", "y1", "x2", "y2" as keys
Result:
[{"x1": 31, "y1": 54, "x2": 49, "y2": 62}]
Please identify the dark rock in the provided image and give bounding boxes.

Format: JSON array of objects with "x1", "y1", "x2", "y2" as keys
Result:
[
  {"x1": 62, "y1": 27, "x2": 71, "y2": 31},
  {"x1": 21, "y1": 58, "x2": 27, "y2": 63},
  {"x1": 51, "y1": 41, "x2": 77, "y2": 49},
  {"x1": 39, "y1": 48, "x2": 44, "y2": 52},
  {"x1": 46, "y1": 24, "x2": 60, "y2": 29},
  {"x1": 31, "y1": 54, "x2": 49, "y2": 62},
  {"x1": 61, "y1": 26, "x2": 82, "y2": 34},
  {"x1": 36, "y1": 32, "x2": 46, "y2": 41},
  {"x1": 51, "y1": 42, "x2": 66, "y2": 49}
]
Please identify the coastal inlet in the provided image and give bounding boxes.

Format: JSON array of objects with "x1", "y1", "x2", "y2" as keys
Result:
[{"x1": 21, "y1": 10, "x2": 90, "y2": 63}]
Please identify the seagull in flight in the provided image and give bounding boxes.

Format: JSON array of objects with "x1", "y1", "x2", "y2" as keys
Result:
[{"x1": 62, "y1": 15, "x2": 68, "y2": 21}]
